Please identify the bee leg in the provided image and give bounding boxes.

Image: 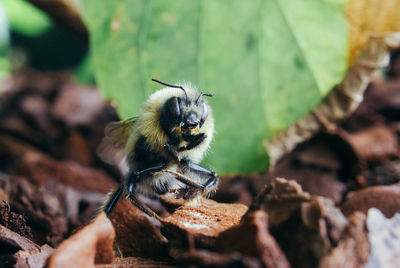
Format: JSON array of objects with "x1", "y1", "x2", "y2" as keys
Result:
[
  {"x1": 182, "y1": 160, "x2": 216, "y2": 177},
  {"x1": 181, "y1": 187, "x2": 199, "y2": 200},
  {"x1": 178, "y1": 176, "x2": 218, "y2": 200},
  {"x1": 127, "y1": 193, "x2": 161, "y2": 220},
  {"x1": 104, "y1": 185, "x2": 124, "y2": 215},
  {"x1": 178, "y1": 133, "x2": 206, "y2": 152},
  {"x1": 160, "y1": 170, "x2": 205, "y2": 190},
  {"x1": 164, "y1": 143, "x2": 179, "y2": 161},
  {"x1": 202, "y1": 176, "x2": 219, "y2": 193},
  {"x1": 126, "y1": 170, "x2": 162, "y2": 220},
  {"x1": 157, "y1": 170, "x2": 207, "y2": 200},
  {"x1": 181, "y1": 160, "x2": 219, "y2": 193}
]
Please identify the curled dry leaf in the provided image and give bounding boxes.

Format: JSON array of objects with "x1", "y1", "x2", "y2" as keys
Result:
[
  {"x1": 347, "y1": 0, "x2": 400, "y2": 65},
  {"x1": 47, "y1": 212, "x2": 116, "y2": 267},
  {"x1": 0, "y1": 224, "x2": 54, "y2": 267},
  {"x1": 215, "y1": 210, "x2": 290, "y2": 268},
  {"x1": 251, "y1": 177, "x2": 353, "y2": 266},
  {"x1": 319, "y1": 212, "x2": 369, "y2": 268},
  {"x1": 341, "y1": 183, "x2": 400, "y2": 218},
  {"x1": 250, "y1": 177, "x2": 310, "y2": 225},
  {"x1": 14, "y1": 245, "x2": 54, "y2": 268},
  {"x1": 0, "y1": 224, "x2": 40, "y2": 252},
  {"x1": 108, "y1": 199, "x2": 168, "y2": 258},
  {"x1": 301, "y1": 197, "x2": 348, "y2": 245},
  {"x1": 265, "y1": 34, "x2": 400, "y2": 168}
]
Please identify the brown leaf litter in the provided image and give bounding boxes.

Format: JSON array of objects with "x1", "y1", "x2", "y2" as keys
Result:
[{"x1": 47, "y1": 212, "x2": 115, "y2": 267}]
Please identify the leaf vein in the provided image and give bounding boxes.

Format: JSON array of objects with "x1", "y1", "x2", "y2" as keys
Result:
[{"x1": 275, "y1": 0, "x2": 322, "y2": 93}]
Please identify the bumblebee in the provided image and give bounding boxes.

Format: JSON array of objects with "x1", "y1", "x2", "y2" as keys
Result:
[{"x1": 97, "y1": 79, "x2": 218, "y2": 219}]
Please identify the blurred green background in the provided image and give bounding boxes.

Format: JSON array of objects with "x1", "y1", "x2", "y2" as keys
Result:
[{"x1": 0, "y1": 0, "x2": 349, "y2": 175}]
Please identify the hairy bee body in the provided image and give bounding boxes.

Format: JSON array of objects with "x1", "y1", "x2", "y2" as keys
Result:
[{"x1": 98, "y1": 80, "x2": 218, "y2": 218}]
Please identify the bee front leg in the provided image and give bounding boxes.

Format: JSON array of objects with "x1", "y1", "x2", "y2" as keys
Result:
[
  {"x1": 179, "y1": 133, "x2": 206, "y2": 151},
  {"x1": 164, "y1": 143, "x2": 180, "y2": 162},
  {"x1": 159, "y1": 170, "x2": 205, "y2": 190},
  {"x1": 181, "y1": 160, "x2": 219, "y2": 194},
  {"x1": 174, "y1": 187, "x2": 198, "y2": 200},
  {"x1": 159, "y1": 168, "x2": 217, "y2": 200},
  {"x1": 157, "y1": 170, "x2": 205, "y2": 200}
]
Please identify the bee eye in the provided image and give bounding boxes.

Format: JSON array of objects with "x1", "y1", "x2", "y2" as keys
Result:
[{"x1": 165, "y1": 97, "x2": 182, "y2": 123}]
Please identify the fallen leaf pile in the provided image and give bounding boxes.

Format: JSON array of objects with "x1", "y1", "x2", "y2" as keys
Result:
[{"x1": 0, "y1": 50, "x2": 400, "y2": 267}]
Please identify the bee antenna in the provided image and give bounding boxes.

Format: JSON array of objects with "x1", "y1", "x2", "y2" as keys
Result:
[
  {"x1": 152, "y1": 78, "x2": 189, "y2": 105},
  {"x1": 195, "y1": 92, "x2": 214, "y2": 105}
]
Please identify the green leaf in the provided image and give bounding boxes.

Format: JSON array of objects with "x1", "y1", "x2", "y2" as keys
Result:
[{"x1": 81, "y1": 0, "x2": 348, "y2": 174}]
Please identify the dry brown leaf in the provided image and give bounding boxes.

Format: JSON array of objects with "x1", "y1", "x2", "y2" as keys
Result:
[
  {"x1": 250, "y1": 177, "x2": 310, "y2": 225},
  {"x1": 341, "y1": 183, "x2": 400, "y2": 218},
  {"x1": 108, "y1": 199, "x2": 168, "y2": 258},
  {"x1": 161, "y1": 198, "x2": 248, "y2": 249},
  {"x1": 215, "y1": 210, "x2": 290, "y2": 268},
  {"x1": 0, "y1": 224, "x2": 40, "y2": 252},
  {"x1": 319, "y1": 212, "x2": 369, "y2": 268},
  {"x1": 265, "y1": 34, "x2": 400, "y2": 168},
  {"x1": 348, "y1": 0, "x2": 400, "y2": 65},
  {"x1": 265, "y1": 0, "x2": 400, "y2": 168},
  {"x1": 14, "y1": 245, "x2": 55, "y2": 268},
  {"x1": 46, "y1": 212, "x2": 115, "y2": 267},
  {"x1": 251, "y1": 178, "x2": 353, "y2": 265}
]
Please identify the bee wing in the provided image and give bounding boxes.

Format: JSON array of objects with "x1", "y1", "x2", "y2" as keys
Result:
[{"x1": 96, "y1": 117, "x2": 137, "y2": 166}]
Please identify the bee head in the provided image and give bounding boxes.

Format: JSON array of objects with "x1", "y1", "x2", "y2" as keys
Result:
[{"x1": 153, "y1": 79, "x2": 213, "y2": 137}]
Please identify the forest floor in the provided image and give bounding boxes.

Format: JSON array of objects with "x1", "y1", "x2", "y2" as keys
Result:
[{"x1": 0, "y1": 51, "x2": 399, "y2": 267}]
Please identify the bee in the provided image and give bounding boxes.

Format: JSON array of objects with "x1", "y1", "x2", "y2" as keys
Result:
[{"x1": 97, "y1": 79, "x2": 218, "y2": 219}]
